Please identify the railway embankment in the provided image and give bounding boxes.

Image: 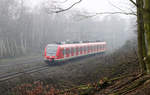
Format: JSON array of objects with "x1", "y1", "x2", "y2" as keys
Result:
[{"x1": 1, "y1": 41, "x2": 149, "y2": 95}]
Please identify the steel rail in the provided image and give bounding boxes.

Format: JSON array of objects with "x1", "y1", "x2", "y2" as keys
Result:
[{"x1": 0, "y1": 65, "x2": 49, "y2": 82}]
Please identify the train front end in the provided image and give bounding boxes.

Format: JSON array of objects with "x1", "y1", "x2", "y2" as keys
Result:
[{"x1": 44, "y1": 44, "x2": 58, "y2": 63}]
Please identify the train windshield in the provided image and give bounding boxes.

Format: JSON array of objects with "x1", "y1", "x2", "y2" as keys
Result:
[{"x1": 46, "y1": 45, "x2": 58, "y2": 56}]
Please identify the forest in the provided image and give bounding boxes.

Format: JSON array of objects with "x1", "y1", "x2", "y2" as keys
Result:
[
  {"x1": 0, "y1": 0, "x2": 135, "y2": 58},
  {"x1": 0, "y1": 0, "x2": 150, "y2": 95}
]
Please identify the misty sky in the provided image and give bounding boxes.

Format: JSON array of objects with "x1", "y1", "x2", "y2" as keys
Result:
[{"x1": 25, "y1": 0, "x2": 133, "y2": 13}]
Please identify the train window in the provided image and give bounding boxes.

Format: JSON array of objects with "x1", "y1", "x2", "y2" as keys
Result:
[
  {"x1": 79, "y1": 47, "x2": 80, "y2": 52},
  {"x1": 89, "y1": 46, "x2": 90, "y2": 51},
  {"x1": 90, "y1": 46, "x2": 92, "y2": 51},
  {"x1": 71, "y1": 48, "x2": 74, "y2": 54},
  {"x1": 80, "y1": 47, "x2": 82, "y2": 52},
  {"x1": 67, "y1": 49, "x2": 68, "y2": 54},
  {"x1": 96, "y1": 45, "x2": 97, "y2": 51},
  {"x1": 93, "y1": 45, "x2": 95, "y2": 51},
  {"x1": 79, "y1": 47, "x2": 80, "y2": 53},
  {"x1": 69, "y1": 49, "x2": 70, "y2": 54},
  {"x1": 68, "y1": 48, "x2": 71, "y2": 54},
  {"x1": 93, "y1": 46, "x2": 94, "y2": 51},
  {"x1": 74, "y1": 48, "x2": 76, "y2": 55},
  {"x1": 86, "y1": 46, "x2": 88, "y2": 52},
  {"x1": 46, "y1": 45, "x2": 58, "y2": 56},
  {"x1": 66, "y1": 48, "x2": 70, "y2": 54},
  {"x1": 76, "y1": 47, "x2": 78, "y2": 53},
  {"x1": 90, "y1": 46, "x2": 91, "y2": 51},
  {"x1": 83, "y1": 47, "x2": 84, "y2": 51}
]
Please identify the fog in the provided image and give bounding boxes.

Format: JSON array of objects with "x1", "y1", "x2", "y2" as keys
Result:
[{"x1": 0, "y1": 0, "x2": 136, "y2": 58}]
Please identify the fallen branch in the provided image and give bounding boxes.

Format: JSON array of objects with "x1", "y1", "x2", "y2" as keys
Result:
[
  {"x1": 110, "y1": 73, "x2": 138, "y2": 82},
  {"x1": 112, "y1": 73, "x2": 143, "y2": 91},
  {"x1": 113, "y1": 75, "x2": 150, "y2": 95}
]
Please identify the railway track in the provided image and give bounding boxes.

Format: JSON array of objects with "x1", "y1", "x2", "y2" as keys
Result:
[
  {"x1": 0, "y1": 65, "x2": 49, "y2": 82},
  {"x1": 0, "y1": 56, "x2": 42, "y2": 67}
]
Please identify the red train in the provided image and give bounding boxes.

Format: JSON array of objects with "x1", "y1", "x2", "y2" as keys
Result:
[{"x1": 44, "y1": 41, "x2": 106, "y2": 63}]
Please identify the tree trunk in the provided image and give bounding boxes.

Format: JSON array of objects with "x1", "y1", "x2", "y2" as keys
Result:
[
  {"x1": 136, "y1": 0, "x2": 147, "y2": 73},
  {"x1": 143, "y1": 0, "x2": 150, "y2": 74}
]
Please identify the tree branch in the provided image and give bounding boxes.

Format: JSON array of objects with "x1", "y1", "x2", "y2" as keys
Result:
[
  {"x1": 95, "y1": 12, "x2": 137, "y2": 16},
  {"x1": 56, "y1": 0, "x2": 69, "y2": 3},
  {"x1": 80, "y1": 12, "x2": 136, "y2": 18},
  {"x1": 107, "y1": 0, "x2": 125, "y2": 12},
  {"x1": 129, "y1": 0, "x2": 137, "y2": 7},
  {"x1": 54, "y1": 0, "x2": 82, "y2": 13},
  {"x1": 75, "y1": 12, "x2": 137, "y2": 21},
  {"x1": 107, "y1": 0, "x2": 136, "y2": 15}
]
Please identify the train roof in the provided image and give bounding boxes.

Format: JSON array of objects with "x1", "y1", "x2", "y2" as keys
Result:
[
  {"x1": 46, "y1": 42, "x2": 106, "y2": 48},
  {"x1": 58, "y1": 42, "x2": 106, "y2": 48}
]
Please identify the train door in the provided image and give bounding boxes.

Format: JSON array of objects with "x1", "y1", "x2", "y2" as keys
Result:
[
  {"x1": 96, "y1": 45, "x2": 98, "y2": 52},
  {"x1": 94, "y1": 45, "x2": 97, "y2": 53},
  {"x1": 56, "y1": 47, "x2": 63, "y2": 59},
  {"x1": 63, "y1": 48, "x2": 66, "y2": 58},
  {"x1": 86, "y1": 45, "x2": 88, "y2": 55},
  {"x1": 74, "y1": 47, "x2": 76, "y2": 56},
  {"x1": 84, "y1": 46, "x2": 86, "y2": 54},
  {"x1": 71, "y1": 47, "x2": 74, "y2": 57},
  {"x1": 66, "y1": 48, "x2": 70, "y2": 57},
  {"x1": 61, "y1": 48, "x2": 64, "y2": 58},
  {"x1": 76, "y1": 47, "x2": 79, "y2": 56},
  {"x1": 80, "y1": 47, "x2": 82, "y2": 55},
  {"x1": 88, "y1": 45, "x2": 90, "y2": 54},
  {"x1": 78, "y1": 47, "x2": 80, "y2": 56},
  {"x1": 91, "y1": 45, "x2": 93, "y2": 53}
]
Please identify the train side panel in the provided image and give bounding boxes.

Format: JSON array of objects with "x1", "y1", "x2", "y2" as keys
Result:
[{"x1": 44, "y1": 42, "x2": 107, "y2": 63}]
